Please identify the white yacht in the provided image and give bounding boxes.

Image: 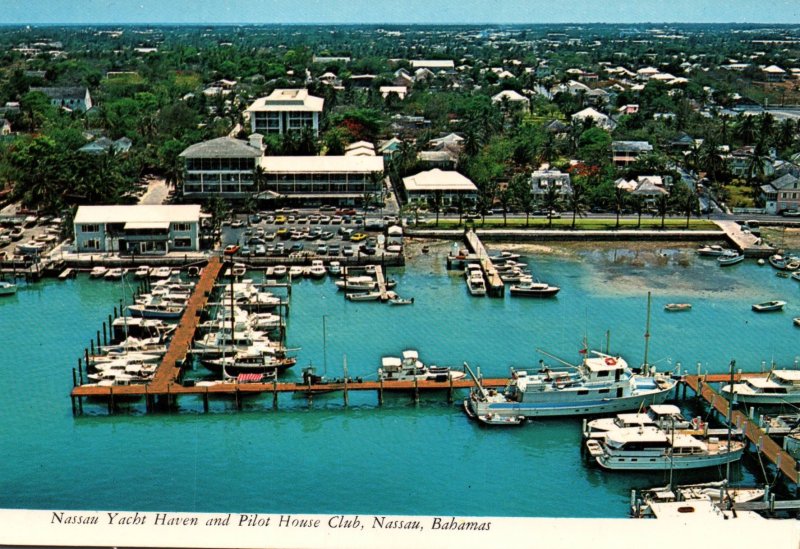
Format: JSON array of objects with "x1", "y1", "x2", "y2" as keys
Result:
[
  {"x1": 720, "y1": 369, "x2": 800, "y2": 405},
  {"x1": 89, "y1": 266, "x2": 108, "y2": 278},
  {"x1": 585, "y1": 426, "x2": 746, "y2": 471},
  {"x1": 0, "y1": 280, "x2": 17, "y2": 296},
  {"x1": 509, "y1": 276, "x2": 560, "y2": 297},
  {"x1": 308, "y1": 260, "x2": 327, "y2": 279},
  {"x1": 584, "y1": 404, "x2": 695, "y2": 439},
  {"x1": 335, "y1": 276, "x2": 377, "y2": 291},
  {"x1": 379, "y1": 349, "x2": 467, "y2": 382},
  {"x1": 464, "y1": 350, "x2": 676, "y2": 419},
  {"x1": 465, "y1": 264, "x2": 486, "y2": 296},
  {"x1": 632, "y1": 482, "x2": 766, "y2": 520},
  {"x1": 133, "y1": 265, "x2": 150, "y2": 279}
]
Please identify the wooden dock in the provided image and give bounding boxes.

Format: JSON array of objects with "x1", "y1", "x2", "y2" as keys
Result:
[
  {"x1": 683, "y1": 375, "x2": 798, "y2": 484},
  {"x1": 714, "y1": 220, "x2": 775, "y2": 258},
  {"x1": 374, "y1": 265, "x2": 389, "y2": 300},
  {"x1": 463, "y1": 230, "x2": 504, "y2": 297}
]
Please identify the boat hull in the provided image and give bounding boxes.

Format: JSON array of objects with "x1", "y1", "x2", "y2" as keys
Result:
[
  {"x1": 465, "y1": 383, "x2": 674, "y2": 418},
  {"x1": 509, "y1": 287, "x2": 560, "y2": 297},
  {"x1": 595, "y1": 447, "x2": 744, "y2": 471}
]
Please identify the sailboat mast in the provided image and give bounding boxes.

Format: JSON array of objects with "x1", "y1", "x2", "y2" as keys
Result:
[
  {"x1": 726, "y1": 359, "x2": 735, "y2": 482},
  {"x1": 643, "y1": 291, "x2": 652, "y2": 375},
  {"x1": 322, "y1": 315, "x2": 328, "y2": 376}
]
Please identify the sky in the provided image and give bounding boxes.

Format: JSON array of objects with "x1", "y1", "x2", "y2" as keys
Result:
[{"x1": 2, "y1": 0, "x2": 800, "y2": 25}]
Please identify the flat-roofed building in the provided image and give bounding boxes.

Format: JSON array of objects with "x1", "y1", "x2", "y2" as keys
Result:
[
  {"x1": 260, "y1": 155, "x2": 385, "y2": 206},
  {"x1": 73, "y1": 205, "x2": 202, "y2": 255},
  {"x1": 410, "y1": 60, "x2": 455, "y2": 71},
  {"x1": 402, "y1": 169, "x2": 478, "y2": 206},
  {"x1": 179, "y1": 135, "x2": 264, "y2": 199},
  {"x1": 246, "y1": 89, "x2": 324, "y2": 136}
]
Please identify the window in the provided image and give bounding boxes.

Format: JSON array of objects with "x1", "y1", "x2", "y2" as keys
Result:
[
  {"x1": 81, "y1": 224, "x2": 100, "y2": 233},
  {"x1": 173, "y1": 223, "x2": 191, "y2": 232},
  {"x1": 173, "y1": 237, "x2": 192, "y2": 248},
  {"x1": 83, "y1": 238, "x2": 100, "y2": 250},
  {"x1": 598, "y1": 388, "x2": 610, "y2": 394}
]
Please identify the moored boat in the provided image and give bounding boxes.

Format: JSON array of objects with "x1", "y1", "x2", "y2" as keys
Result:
[
  {"x1": 133, "y1": 265, "x2": 151, "y2": 279},
  {"x1": 463, "y1": 350, "x2": 676, "y2": 419},
  {"x1": 720, "y1": 369, "x2": 800, "y2": 405},
  {"x1": 379, "y1": 349, "x2": 466, "y2": 382},
  {"x1": 664, "y1": 303, "x2": 691, "y2": 312},
  {"x1": 509, "y1": 276, "x2": 560, "y2": 297},
  {"x1": 89, "y1": 266, "x2": 108, "y2": 278},
  {"x1": 583, "y1": 404, "x2": 695, "y2": 439},
  {"x1": 335, "y1": 276, "x2": 377, "y2": 291},
  {"x1": 584, "y1": 426, "x2": 746, "y2": 471},
  {"x1": 751, "y1": 300, "x2": 786, "y2": 312},
  {"x1": 697, "y1": 245, "x2": 729, "y2": 257},
  {"x1": 717, "y1": 252, "x2": 744, "y2": 266},
  {"x1": 346, "y1": 291, "x2": 382, "y2": 302},
  {"x1": 308, "y1": 260, "x2": 327, "y2": 279},
  {"x1": 0, "y1": 280, "x2": 17, "y2": 296}
]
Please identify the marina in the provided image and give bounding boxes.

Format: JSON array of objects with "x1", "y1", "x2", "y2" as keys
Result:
[{"x1": 5, "y1": 240, "x2": 800, "y2": 518}]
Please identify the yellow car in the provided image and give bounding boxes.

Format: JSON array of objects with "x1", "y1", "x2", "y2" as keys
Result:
[
  {"x1": 275, "y1": 215, "x2": 287, "y2": 224},
  {"x1": 350, "y1": 232, "x2": 368, "y2": 242},
  {"x1": 276, "y1": 228, "x2": 289, "y2": 239}
]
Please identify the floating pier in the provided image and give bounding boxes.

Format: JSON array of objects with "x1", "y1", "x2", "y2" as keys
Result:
[{"x1": 683, "y1": 374, "x2": 798, "y2": 485}]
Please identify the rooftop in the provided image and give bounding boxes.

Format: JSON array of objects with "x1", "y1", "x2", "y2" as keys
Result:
[
  {"x1": 179, "y1": 137, "x2": 262, "y2": 159},
  {"x1": 75, "y1": 205, "x2": 202, "y2": 225},
  {"x1": 403, "y1": 169, "x2": 477, "y2": 192},
  {"x1": 260, "y1": 155, "x2": 384, "y2": 173},
  {"x1": 246, "y1": 89, "x2": 324, "y2": 113}
]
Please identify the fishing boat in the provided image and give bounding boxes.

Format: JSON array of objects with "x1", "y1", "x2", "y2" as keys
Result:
[
  {"x1": 720, "y1": 369, "x2": 800, "y2": 405},
  {"x1": 0, "y1": 280, "x2": 17, "y2": 296},
  {"x1": 346, "y1": 291, "x2": 382, "y2": 302},
  {"x1": 288, "y1": 266, "x2": 304, "y2": 279},
  {"x1": 476, "y1": 413, "x2": 526, "y2": 426},
  {"x1": 583, "y1": 404, "x2": 695, "y2": 439},
  {"x1": 463, "y1": 350, "x2": 676, "y2": 419},
  {"x1": 664, "y1": 303, "x2": 691, "y2": 312},
  {"x1": 584, "y1": 426, "x2": 746, "y2": 471},
  {"x1": 328, "y1": 261, "x2": 341, "y2": 276},
  {"x1": 378, "y1": 349, "x2": 467, "y2": 382},
  {"x1": 388, "y1": 295, "x2": 414, "y2": 305},
  {"x1": 127, "y1": 297, "x2": 185, "y2": 319},
  {"x1": 697, "y1": 245, "x2": 729, "y2": 257},
  {"x1": 751, "y1": 300, "x2": 786, "y2": 312},
  {"x1": 489, "y1": 250, "x2": 521, "y2": 263},
  {"x1": 465, "y1": 264, "x2": 487, "y2": 296},
  {"x1": 509, "y1": 276, "x2": 560, "y2": 297},
  {"x1": 717, "y1": 252, "x2": 744, "y2": 266}
]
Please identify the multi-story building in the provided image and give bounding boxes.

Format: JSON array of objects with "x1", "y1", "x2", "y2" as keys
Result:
[
  {"x1": 246, "y1": 89, "x2": 324, "y2": 136},
  {"x1": 402, "y1": 169, "x2": 478, "y2": 206},
  {"x1": 611, "y1": 141, "x2": 653, "y2": 166},
  {"x1": 530, "y1": 169, "x2": 572, "y2": 199},
  {"x1": 30, "y1": 86, "x2": 92, "y2": 112},
  {"x1": 73, "y1": 205, "x2": 201, "y2": 255},
  {"x1": 179, "y1": 135, "x2": 264, "y2": 199}
]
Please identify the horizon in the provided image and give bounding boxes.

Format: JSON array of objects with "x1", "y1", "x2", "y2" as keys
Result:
[{"x1": 3, "y1": 0, "x2": 799, "y2": 26}]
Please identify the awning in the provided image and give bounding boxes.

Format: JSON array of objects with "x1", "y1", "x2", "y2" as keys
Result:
[
  {"x1": 238, "y1": 373, "x2": 264, "y2": 383},
  {"x1": 124, "y1": 221, "x2": 170, "y2": 230}
]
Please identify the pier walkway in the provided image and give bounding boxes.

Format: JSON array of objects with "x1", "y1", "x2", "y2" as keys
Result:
[
  {"x1": 374, "y1": 265, "x2": 389, "y2": 300},
  {"x1": 463, "y1": 230, "x2": 504, "y2": 297},
  {"x1": 714, "y1": 220, "x2": 775, "y2": 258},
  {"x1": 684, "y1": 374, "x2": 797, "y2": 484}
]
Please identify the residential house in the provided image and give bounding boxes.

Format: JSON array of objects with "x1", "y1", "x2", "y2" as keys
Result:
[
  {"x1": 417, "y1": 150, "x2": 458, "y2": 170},
  {"x1": 79, "y1": 137, "x2": 132, "y2": 155},
  {"x1": 73, "y1": 205, "x2": 201, "y2": 255},
  {"x1": 669, "y1": 132, "x2": 695, "y2": 151},
  {"x1": 246, "y1": 89, "x2": 324, "y2": 136},
  {"x1": 585, "y1": 88, "x2": 610, "y2": 106},
  {"x1": 30, "y1": 86, "x2": 92, "y2": 112},
  {"x1": 761, "y1": 173, "x2": 800, "y2": 214},
  {"x1": 344, "y1": 141, "x2": 376, "y2": 157},
  {"x1": 530, "y1": 169, "x2": 572, "y2": 200},
  {"x1": 762, "y1": 65, "x2": 787, "y2": 82},
  {"x1": 572, "y1": 107, "x2": 616, "y2": 131},
  {"x1": 378, "y1": 137, "x2": 403, "y2": 157},
  {"x1": 380, "y1": 86, "x2": 408, "y2": 100},
  {"x1": 612, "y1": 141, "x2": 653, "y2": 166},
  {"x1": 180, "y1": 135, "x2": 264, "y2": 199},
  {"x1": 410, "y1": 60, "x2": 455, "y2": 72},
  {"x1": 402, "y1": 169, "x2": 477, "y2": 206},
  {"x1": 491, "y1": 89, "x2": 530, "y2": 109}
]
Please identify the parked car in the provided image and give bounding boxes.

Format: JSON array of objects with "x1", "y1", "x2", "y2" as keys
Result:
[
  {"x1": 254, "y1": 244, "x2": 267, "y2": 256},
  {"x1": 290, "y1": 242, "x2": 305, "y2": 252},
  {"x1": 336, "y1": 208, "x2": 356, "y2": 216},
  {"x1": 350, "y1": 232, "x2": 368, "y2": 242},
  {"x1": 342, "y1": 244, "x2": 354, "y2": 257},
  {"x1": 275, "y1": 215, "x2": 287, "y2": 224},
  {"x1": 328, "y1": 244, "x2": 340, "y2": 256},
  {"x1": 223, "y1": 244, "x2": 240, "y2": 256},
  {"x1": 360, "y1": 245, "x2": 377, "y2": 255},
  {"x1": 320, "y1": 205, "x2": 336, "y2": 212},
  {"x1": 316, "y1": 244, "x2": 328, "y2": 255}
]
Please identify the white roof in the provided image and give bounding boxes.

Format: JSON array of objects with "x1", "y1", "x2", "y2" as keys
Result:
[
  {"x1": 382, "y1": 357, "x2": 402, "y2": 367},
  {"x1": 246, "y1": 89, "x2": 324, "y2": 113},
  {"x1": 260, "y1": 156, "x2": 384, "y2": 174},
  {"x1": 572, "y1": 107, "x2": 608, "y2": 122},
  {"x1": 403, "y1": 169, "x2": 477, "y2": 193},
  {"x1": 763, "y1": 65, "x2": 786, "y2": 73},
  {"x1": 772, "y1": 369, "x2": 800, "y2": 382},
  {"x1": 402, "y1": 349, "x2": 419, "y2": 360},
  {"x1": 75, "y1": 205, "x2": 202, "y2": 224},
  {"x1": 491, "y1": 90, "x2": 529, "y2": 103},
  {"x1": 648, "y1": 404, "x2": 681, "y2": 416},
  {"x1": 606, "y1": 426, "x2": 667, "y2": 444},
  {"x1": 410, "y1": 60, "x2": 454, "y2": 69}
]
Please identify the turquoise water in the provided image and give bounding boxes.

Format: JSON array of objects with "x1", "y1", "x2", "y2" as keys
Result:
[{"x1": 0, "y1": 241, "x2": 794, "y2": 516}]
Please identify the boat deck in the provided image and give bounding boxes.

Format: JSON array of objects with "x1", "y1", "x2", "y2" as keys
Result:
[
  {"x1": 684, "y1": 374, "x2": 798, "y2": 484},
  {"x1": 463, "y1": 230, "x2": 504, "y2": 297}
]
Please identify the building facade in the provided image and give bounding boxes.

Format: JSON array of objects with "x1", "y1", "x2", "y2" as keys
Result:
[
  {"x1": 180, "y1": 136, "x2": 264, "y2": 199},
  {"x1": 402, "y1": 169, "x2": 478, "y2": 206},
  {"x1": 612, "y1": 141, "x2": 653, "y2": 166},
  {"x1": 246, "y1": 89, "x2": 324, "y2": 136},
  {"x1": 73, "y1": 205, "x2": 202, "y2": 255}
]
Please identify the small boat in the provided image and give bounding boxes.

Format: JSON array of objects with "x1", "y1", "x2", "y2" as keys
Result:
[
  {"x1": 346, "y1": 291, "x2": 382, "y2": 302},
  {"x1": 664, "y1": 303, "x2": 691, "y2": 312},
  {"x1": 717, "y1": 252, "x2": 744, "y2": 266},
  {"x1": 751, "y1": 300, "x2": 786, "y2": 312},
  {"x1": 89, "y1": 266, "x2": 108, "y2": 278},
  {"x1": 103, "y1": 268, "x2": 126, "y2": 280},
  {"x1": 149, "y1": 266, "x2": 171, "y2": 279},
  {"x1": 308, "y1": 260, "x2": 327, "y2": 279},
  {"x1": 335, "y1": 276, "x2": 377, "y2": 291},
  {"x1": 787, "y1": 260, "x2": 800, "y2": 271},
  {"x1": 16, "y1": 241, "x2": 47, "y2": 255},
  {"x1": 288, "y1": 266, "x2": 304, "y2": 279},
  {"x1": 465, "y1": 264, "x2": 486, "y2": 296},
  {"x1": 769, "y1": 254, "x2": 789, "y2": 270},
  {"x1": 777, "y1": 271, "x2": 790, "y2": 278},
  {"x1": 421, "y1": 246, "x2": 430, "y2": 254},
  {"x1": 509, "y1": 276, "x2": 560, "y2": 297},
  {"x1": 133, "y1": 265, "x2": 150, "y2": 279},
  {"x1": 697, "y1": 245, "x2": 729, "y2": 257},
  {"x1": 187, "y1": 265, "x2": 201, "y2": 278},
  {"x1": 231, "y1": 262, "x2": 247, "y2": 277},
  {"x1": 794, "y1": 317, "x2": 800, "y2": 327},
  {"x1": 792, "y1": 272, "x2": 800, "y2": 282},
  {"x1": 632, "y1": 481, "x2": 766, "y2": 519},
  {"x1": 489, "y1": 250, "x2": 521, "y2": 263},
  {"x1": 476, "y1": 413, "x2": 526, "y2": 426},
  {"x1": 0, "y1": 280, "x2": 17, "y2": 296},
  {"x1": 272, "y1": 265, "x2": 287, "y2": 278},
  {"x1": 388, "y1": 296, "x2": 414, "y2": 305},
  {"x1": 328, "y1": 261, "x2": 341, "y2": 276}
]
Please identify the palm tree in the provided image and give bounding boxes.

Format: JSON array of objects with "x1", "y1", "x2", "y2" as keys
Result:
[
  {"x1": 654, "y1": 194, "x2": 670, "y2": 229},
  {"x1": 497, "y1": 188, "x2": 513, "y2": 227},
  {"x1": 542, "y1": 184, "x2": 561, "y2": 228},
  {"x1": 630, "y1": 194, "x2": 645, "y2": 228},
  {"x1": 509, "y1": 173, "x2": 534, "y2": 227},
  {"x1": 368, "y1": 171, "x2": 385, "y2": 209},
  {"x1": 428, "y1": 190, "x2": 444, "y2": 227},
  {"x1": 613, "y1": 185, "x2": 627, "y2": 229},
  {"x1": 361, "y1": 190, "x2": 374, "y2": 218},
  {"x1": 681, "y1": 188, "x2": 698, "y2": 228},
  {"x1": 746, "y1": 141, "x2": 771, "y2": 191},
  {"x1": 567, "y1": 180, "x2": 589, "y2": 229}
]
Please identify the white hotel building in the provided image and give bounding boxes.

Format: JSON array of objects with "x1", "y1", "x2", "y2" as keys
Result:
[{"x1": 246, "y1": 89, "x2": 324, "y2": 136}]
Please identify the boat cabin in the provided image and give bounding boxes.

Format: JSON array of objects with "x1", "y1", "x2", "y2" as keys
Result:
[
  {"x1": 771, "y1": 370, "x2": 800, "y2": 387},
  {"x1": 582, "y1": 354, "x2": 628, "y2": 382},
  {"x1": 744, "y1": 377, "x2": 790, "y2": 395}
]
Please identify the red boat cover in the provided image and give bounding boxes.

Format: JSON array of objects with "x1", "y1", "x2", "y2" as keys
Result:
[{"x1": 238, "y1": 373, "x2": 263, "y2": 383}]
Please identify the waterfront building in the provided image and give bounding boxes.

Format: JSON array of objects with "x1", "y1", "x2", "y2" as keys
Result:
[
  {"x1": 73, "y1": 205, "x2": 202, "y2": 255},
  {"x1": 245, "y1": 89, "x2": 324, "y2": 136},
  {"x1": 530, "y1": 169, "x2": 572, "y2": 198},
  {"x1": 761, "y1": 173, "x2": 800, "y2": 215},
  {"x1": 260, "y1": 155, "x2": 385, "y2": 206},
  {"x1": 179, "y1": 135, "x2": 263, "y2": 199},
  {"x1": 612, "y1": 141, "x2": 654, "y2": 166},
  {"x1": 401, "y1": 169, "x2": 478, "y2": 206}
]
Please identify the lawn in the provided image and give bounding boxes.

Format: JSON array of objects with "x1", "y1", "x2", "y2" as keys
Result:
[{"x1": 408, "y1": 216, "x2": 718, "y2": 231}]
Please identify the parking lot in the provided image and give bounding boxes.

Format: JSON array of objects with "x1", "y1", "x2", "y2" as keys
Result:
[{"x1": 218, "y1": 208, "x2": 402, "y2": 263}]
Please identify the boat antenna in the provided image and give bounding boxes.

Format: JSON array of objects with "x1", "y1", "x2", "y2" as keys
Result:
[
  {"x1": 643, "y1": 292, "x2": 652, "y2": 375},
  {"x1": 322, "y1": 315, "x2": 328, "y2": 376},
  {"x1": 605, "y1": 330, "x2": 610, "y2": 355},
  {"x1": 535, "y1": 348, "x2": 579, "y2": 369},
  {"x1": 668, "y1": 415, "x2": 675, "y2": 490}
]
